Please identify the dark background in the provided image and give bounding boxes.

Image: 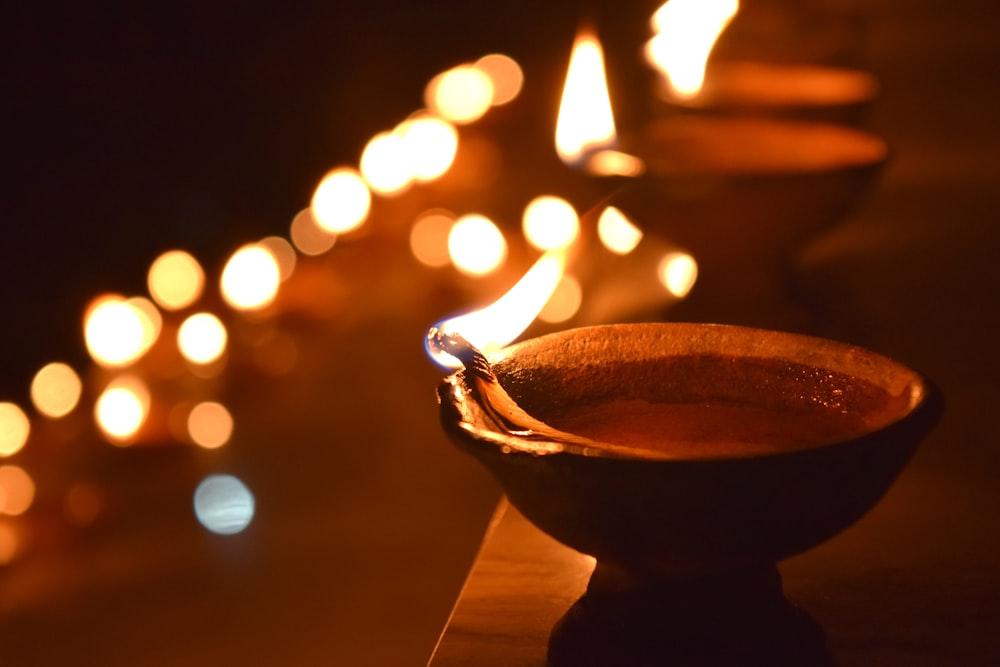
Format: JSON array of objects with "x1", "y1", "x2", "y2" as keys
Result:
[{"x1": 1, "y1": 0, "x2": 629, "y2": 399}]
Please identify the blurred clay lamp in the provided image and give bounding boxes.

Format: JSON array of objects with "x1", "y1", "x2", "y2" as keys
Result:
[
  {"x1": 432, "y1": 322, "x2": 941, "y2": 664},
  {"x1": 556, "y1": 26, "x2": 888, "y2": 328},
  {"x1": 647, "y1": 0, "x2": 878, "y2": 124}
]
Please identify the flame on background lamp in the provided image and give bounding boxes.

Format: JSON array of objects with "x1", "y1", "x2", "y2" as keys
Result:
[
  {"x1": 555, "y1": 28, "x2": 618, "y2": 165},
  {"x1": 647, "y1": 0, "x2": 739, "y2": 99},
  {"x1": 427, "y1": 250, "x2": 568, "y2": 369},
  {"x1": 147, "y1": 250, "x2": 205, "y2": 311}
]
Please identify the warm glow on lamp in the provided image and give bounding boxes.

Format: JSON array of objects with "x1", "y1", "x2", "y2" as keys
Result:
[
  {"x1": 448, "y1": 214, "x2": 507, "y2": 276},
  {"x1": 0, "y1": 403, "x2": 29, "y2": 457},
  {"x1": 84, "y1": 295, "x2": 159, "y2": 367},
  {"x1": 147, "y1": 250, "x2": 205, "y2": 311},
  {"x1": 647, "y1": 0, "x2": 739, "y2": 99},
  {"x1": 474, "y1": 53, "x2": 524, "y2": 106},
  {"x1": 95, "y1": 375, "x2": 150, "y2": 444},
  {"x1": 30, "y1": 362, "x2": 82, "y2": 418},
  {"x1": 0, "y1": 466, "x2": 35, "y2": 516},
  {"x1": 522, "y1": 196, "x2": 580, "y2": 252},
  {"x1": 187, "y1": 401, "x2": 233, "y2": 449},
  {"x1": 427, "y1": 250, "x2": 568, "y2": 369},
  {"x1": 289, "y1": 208, "x2": 337, "y2": 256},
  {"x1": 425, "y1": 65, "x2": 494, "y2": 125},
  {"x1": 312, "y1": 168, "x2": 371, "y2": 234},
  {"x1": 177, "y1": 313, "x2": 227, "y2": 365},
  {"x1": 555, "y1": 28, "x2": 618, "y2": 165},
  {"x1": 410, "y1": 210, "x2": 456, "y2": 268},
  {"x1": 658, "y1": 251, "x2": 699, "y2": 297},
  {"x1": 598, "y1": 206, "x2": 644, "y2": 255},
  {"x1": 221, "y1": 244, "x2": 281, "y2": 311}
]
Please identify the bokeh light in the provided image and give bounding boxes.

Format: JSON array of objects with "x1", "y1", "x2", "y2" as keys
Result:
[
  {"x1": 0, "y1": 466, "x2": 35, "y2": 516},
  {"x1": 658, "y1": 252, "x2": 699, "y2": 297},
  {"x1": 30, "y1": 362, "x2": 82, "y2": 418},
  {"x1": 475, "y1": 53, "x2": 524, "y2": 106},
  {"x1": 410, "y1": 210, "x2": 456, "y2": 268},
  {"x1": 598, "y1": 206, "x2": 644, "y2": 255},
  {"x1": 399, "y1": 116, "x2": 459, "y2": 182},
  {"x1": 258, "y1": 236, "x2": 297, "y2": 283},
  {"x1": 84, "y1": 295, "x2": 159, "y2": 367},
  {"x1": 522, "y1": 196, "x2": 580, "y2": 251},
  {"x1": 538, "y1": 274, "x2": 582, "y2": 324},
  {"x1": 178, "y1": 313, "x2": 227, "y2": 365},
  {"x1": 221, "y1": 244, "x2": 281, "y2": 311},
  {"x1": 311, "y1": 168, "x2": 371, "y2": 234},
  {"x1": 94, "y1": 375, "x2": 150, "y2": 444},
  {"x1": 425, "y1": 65, "x2": 494, "y2": 124},
  {"x1": 194, "y1": 474, "x2": 255, "y2": 535},
  {"x1": 0, "y1": 521, "x2": 20, "y2": 564},
  {"x1": 147, "y1": 250, "x2": 205, "y2": 311},
  {"x1": 0, "y1": 403, "x2": 29, "y2": 457},
  {"x1": 448, "y1": 214, "x2": 507, "y2": 276},
  {"x1": 360, "y1": 130, "x2": 412, "y2": 195},
  {"x1": 289, "y1": 208, "x2": 337, "y2": 256},
  {"x1": 187, "y1": 402, "x2": 233, "y2": 449}
]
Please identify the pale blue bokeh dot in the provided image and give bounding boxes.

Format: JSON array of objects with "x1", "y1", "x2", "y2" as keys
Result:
[{"x1": 193, "y1": 474, "x2": 255, "y2": 535}]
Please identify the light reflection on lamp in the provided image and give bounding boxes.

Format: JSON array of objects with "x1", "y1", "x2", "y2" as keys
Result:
[
  {"x1": 194, "y1": 474, "x2": 255, "y2": 535},
  {"x1": 0, "y1": 402, "x2": 30, "y2": 457},
  {"x1": 522, "y1": 196, "x2": 580, "y2": 252},
  {"x1": 448, "y1": 214, "x2": 507, "y2": 277},
  {"x1": 425, "y1": 65, "x2": 494, "y2": 125},
  {"x1": 221, "y1": 244, "x2": 281, "y2": 311},
  {"x1": 474, "y1": 53, "x2": 524, "y2": 106},
  {"x1": 84, "y1": 295, "x2": 159, "y2": 367},
  {"x1": 598, "y1": 206, "x2": 644, "y2": 255},
  {"x1": 312, "y1": 168, "x2": 371, "y2": 234},
  {"x1": 147, "y1": 250, "x2": 205, "y2": 311},
  {"x1": 95, "y1": 375, "x2": 150, "y2": 444},
  {"x1": 187, "y1": 401, "x2": 233, "y2": 449},
  {"x1": 410, "y1": 210, "x2": 456, "y2": 268},
  {"x1": 30, "y1": 362, "x2": 82, "y2": 419},
  {"x1": 177, "y1": 313, "x2": 228, "y2": 365},
  {"x1": 658, "y1": 251, "x2": 699, "y2": 297},
  {"x1": 289, "y1": 208, "x2": 337, "y2": 256},
  {"x1": 0, "y1": 465, "x2": 35, "y2": 516}
]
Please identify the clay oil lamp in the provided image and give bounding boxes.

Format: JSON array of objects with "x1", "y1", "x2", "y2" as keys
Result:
[
  {"x1": 432, "y1": 322, "x2": 941, "y2": 665},
  {"x1": 556, "y1": 27, "x2": 888, "y2": 329}
]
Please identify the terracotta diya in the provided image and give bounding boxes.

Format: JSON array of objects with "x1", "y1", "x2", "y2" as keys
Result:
[
  {"x1": 603, "y1": 116, "x2": 888, "y2": 329},
  {"x1": 434, "y1": 323, "x2": 941, "y2": 665}
]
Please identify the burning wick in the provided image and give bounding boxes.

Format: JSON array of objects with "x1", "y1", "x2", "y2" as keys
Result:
[{"x1": 428, "y1": 327, "x2": 609, "y2": 453}]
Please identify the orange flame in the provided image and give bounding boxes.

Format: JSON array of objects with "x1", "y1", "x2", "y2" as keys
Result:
[
  {"x1": 555, "y1": 28, "x2": 618, "y2": 165},
  {"x1": 647, "y1": 0, "x2": 739, "y2": 99}
]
